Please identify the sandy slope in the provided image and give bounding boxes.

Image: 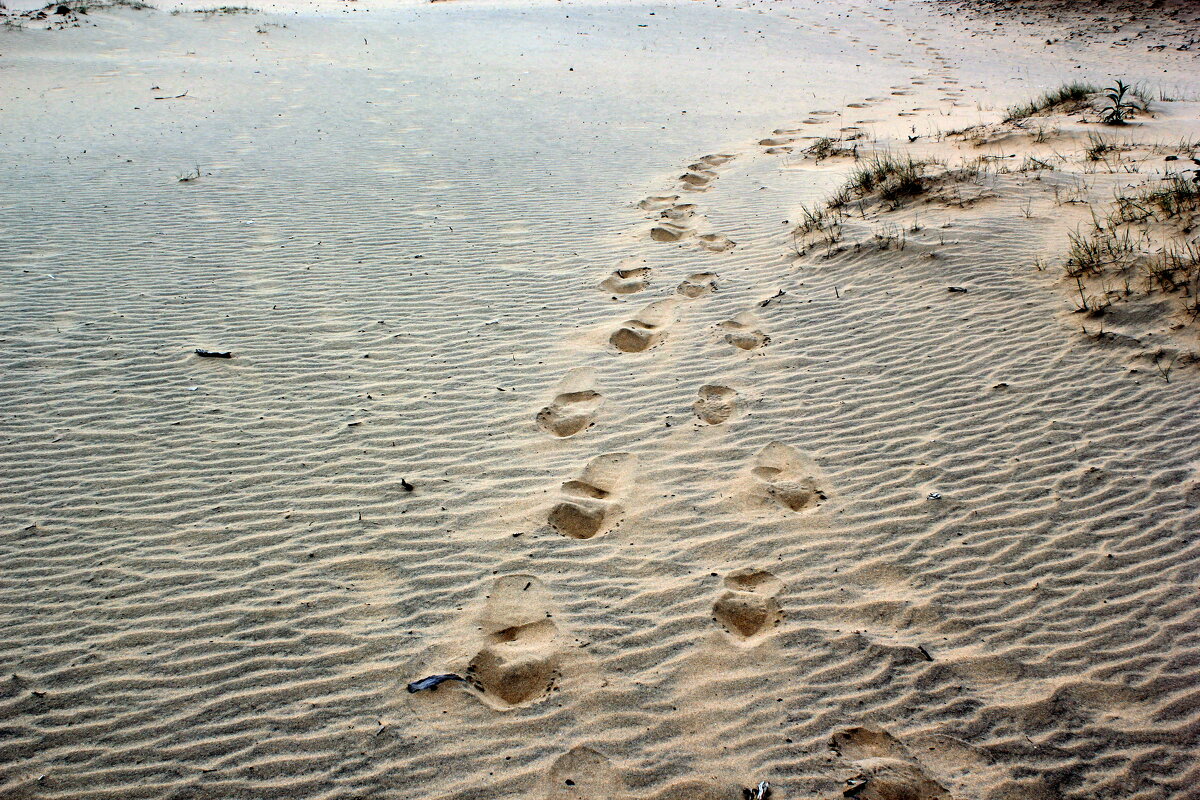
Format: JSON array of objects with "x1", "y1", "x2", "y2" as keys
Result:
[{"x1": 1, "y1": 1, "x2": 1199, "y2": 799}]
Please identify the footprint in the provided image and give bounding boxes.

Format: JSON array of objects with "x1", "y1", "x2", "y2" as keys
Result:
[
  {"x1": 650, "y1": 221, "x2": 693, "y2": 242},
  {"x1": 676, "y1": 272, "x2": 718, "y2": 298},
  {"x1": 718, "y1": 312, "x2": 769, "y2": 351},
  {"x1": 713, "y1": 569, "x2": 784, "y2": 641},
  {"x1": 546, "y1": 746, "x2": 621, "y2": 800},
  {"x1": 600, "y1": 263, "x2": 652, "y2": 295},
  {"x1": 467, "y1": 575, "x2": 562, "y2": 709},
  {"x1": 647, "y1": 780, "x2": 740, "y2": 800},
  {"x1": 638, "y1": 194, "x2": 679, "y2": 211},
  {"x1": 697, "y1": 233, "x2": 735, "y2": 252},
  {"x1": 649, "y1": 203, "x2": 698, "y2": 242},
  {"x1": 831, "y1": 727, "x2": 913, "y2": 761},
  {"x1": 751, "y1": 441, "x2": 829, "y2": 512},
  {"x1": 830, "y1": 727, "x2": 951, "y2": 800},
  {"x1": 693, "y1": 384, "x2": 736, "y2": 424},
  {"x1": 657, "y1": 202, "x2": 697, "y2": 222},
  {"x1": 535, "y1": 368, "x2": 603, "y2": 438},
  {"x1": 679, "y1": 169, "x2": 715, "y2": 190},
  {"x1": 699, "y1": 153, "x2": 735, "y2": 167},
  {"x1": 759, "y1": 136, "x2": 795, "y2": 147},
  {"x1": 547, "y1": 453, "x2": 634, "y2": 539},
  {"x1": 610, "y1": 300, "x2": 675, "y2": 353}
]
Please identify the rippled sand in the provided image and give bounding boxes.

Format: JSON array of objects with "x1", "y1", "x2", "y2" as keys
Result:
[{"x1": 2, "y1": 0, "x2": 1199, "y2": 798}]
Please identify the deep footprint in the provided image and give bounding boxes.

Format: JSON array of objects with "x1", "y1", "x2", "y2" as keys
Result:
[
  {"x1": 676, "y1": 272, "x2": 719, "y2": 298},
  {"x1": 649, "y1": 204, "x2": 697, "y2": 242},
  {"x1": 599, "y1": 261, "x2": 652, "y2": 295},
  {"x1": 713, "y1": 568, "x2": 784, "y2": 641},
  {"x1": 610, "y1": 300, "x2": 675, "y2": 353},
  {"x1": 830, "y1": 727, "x2": 951, "y2": 800},
  {"x1": 752, "y1": 441, "x2": 830, "y2": 511},
  {"x1": 693, "y1": 384, "x2": 736, "y2": 424},
  {"x1": 718, "y1": 312, "x2": 769, "y2": 351},
  {"x1": 535, "y1": 368, "x2": 603, "y2": 438},
  {"x1": 697, "y1": 233, "x2": 735, "y2": 252},
  {"x1": 546, "y1": 746, "x2": 621, "y2": 800},
  {"x1": 650, "y1": 222, "x2": 690, "y2": 242},
  {"x1": 637, "y1": 194, "x2": 678, "y2": 211},
  {"x1": 679, "y1": 168, "x2": 716, "y2": 191},
  {"x1": 698, "y1": 153, "x2": 735, "y2": 166},
  {"x1": 548, "y1": 452, "x2": 634, "y2": 539},
  {"x1": 467, "y1": 575, "x2": 562, "y2": 709}
]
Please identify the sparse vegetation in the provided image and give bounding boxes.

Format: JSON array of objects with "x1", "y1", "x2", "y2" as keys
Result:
[
  {"x1": 1101, "y1": 79, "x2": 1137, "y2": 125},
  {"x1": 1005, "y1": 81, "x2": 1096, "y2": 122},
  {"x1": 1019, "y1": 155, "x2": 1056, "y2": 172},
  {"x1": 1061, "y1": 167, "x2": 1200, "y2": 326},
  {"x1": 845, "y1": 154, "x2": 931, "y2": 204},
  {"x1": 795, "y1": 203, "x2": 830, "y2": 235},
  {"x1": 0, "y1": 0, "x2": 153, "y2": 28},
  {"x1": 803, "y1": 136, "x2": 859, "y2": 163},
  {"x1": 1063, "y1": 227, "x2": 1137, "y2": 278},
  {"x1": 1085, "y1": 133, "x2": 1119, "y2": 162},
  {"x1": 804, "y1": 137, "x2": 837, "y2": 161},
  {"x1": 1145, "y1": 241, "x2": 1200, "y2": 296},
  {"x1": 171, "y1": 5, "x2": 257, "y2": 14},
  {"x1": 1111, "y1": 174, "x2": 1200, "y2": 225},
  {"x1": 791, "y1": 152, "x2": 990, "y2": 258},
  {"x1": 55, "y1": 0, "x2": 153, "y2": 11},
  {"x1": 872, "y1": 222, "x2": 906, "y2": 251}
]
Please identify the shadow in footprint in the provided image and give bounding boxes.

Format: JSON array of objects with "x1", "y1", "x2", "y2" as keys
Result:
[
  {"x1": 546, "y1": 746, "x2": 622, "y2": 800},
  {"x1": 752, "y1": 441, "x2": 830, "y2": 512},
  {"x1": 649, "y1": 203, "x2": 697, "y2": 242},
  {"x1": 693, "y1": 384, "x2": 737, "y2": 425},
  {"x1": 611, "y1": 300, "x2": 675, "y2": 353},
  {"x1": 698, "y1": 233, "x2": 735, "y2": 252},
  {"x1": 600, "y1": 261, "x2": 652, "y2": 295},
  {"x1": 650, "y1": 222, "x2": 691, "y2": 242},
  {"x1": 658, "y1": 203, "x2": 697, "y2": 222},
  {"x1": 548, "y1": 453, "x2": 635, "y2": 539},
  {"x1": 646, "y1": 780, "x2": 740, "y2": 800},
  {"x1": 718, "y1": 312, "x2": 769, "y2": 351},
  {"x1": 830, "y1": 727, "x2": 951, "y2": 800},
  {"x1": 713, "y1": 568, "x2": 784, "y2": 642},
  {"x1": 638, "y1": 194, "x2": 679, "y2": 211},
  {"x1": 676, "y1": 272, "x2": 719, "y2": 298},
  {"x1": 467, "y1": 575, "x2": 562, "y2": 709},
  {"x1": 698, "y1": 153, "x2": 736, "y2": 167},
  {"x1": 679, "y1": 168, "x2": 716, "y2": 191},
  {"x1": 536, "y1": 368, "x2": 603, "y2": 438}
]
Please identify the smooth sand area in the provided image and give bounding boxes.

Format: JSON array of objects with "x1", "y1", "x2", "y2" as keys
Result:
[{"x1": 2, "y1": 0, "x2": 1199, "y2": 797}]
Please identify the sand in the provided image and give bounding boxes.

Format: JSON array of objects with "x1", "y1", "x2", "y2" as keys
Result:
[{"x1": 2, "y1": 0, "x2": 1199, "y2": 798}]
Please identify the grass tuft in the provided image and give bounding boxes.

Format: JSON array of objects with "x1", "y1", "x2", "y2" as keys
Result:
[
  {"x1": 1005, "y1": 81, "x2": 1097, "y2": 122},
  {"x1": 1112, "y1": 174, "x2": 1200, "y2": 224},
  {"x1": 1064, "y1": 227, "x2": 1137, "y2": 278},
  {"x1": 845, "y1": 154, "x2": 930, "y2": 203}
]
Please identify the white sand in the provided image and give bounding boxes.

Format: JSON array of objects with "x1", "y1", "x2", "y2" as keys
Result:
[{"x1": 2, "y1": 0, "x2": 1199, "y2": 798}]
